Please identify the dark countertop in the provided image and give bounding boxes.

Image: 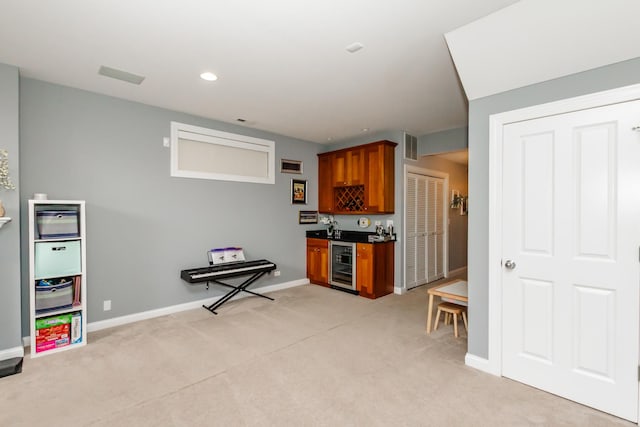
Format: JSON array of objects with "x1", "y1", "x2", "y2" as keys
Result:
[{"x1": 306, "y1": 229, "x2": 395, "y2": 243}]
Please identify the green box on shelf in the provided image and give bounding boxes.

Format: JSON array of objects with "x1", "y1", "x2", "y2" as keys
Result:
[{"x1": 35, "y1": 314, "x2": 72, "y2": 330}]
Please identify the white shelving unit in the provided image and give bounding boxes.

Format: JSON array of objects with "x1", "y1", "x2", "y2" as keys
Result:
[{"x1": 28, "y1": 200, "x2": 87, "y2": 358}]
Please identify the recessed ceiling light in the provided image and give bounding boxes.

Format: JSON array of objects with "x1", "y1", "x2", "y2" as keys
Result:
[
  {"x1": 200, "y1": 72, "x2": 218, "y2": 81},
  {"x1": 327, "y1": 137, "x2": 333, "y2": 141},
  {"x1": 361, "y1": 128, "x2": 369, "y2": 132},
  {"x1": 346, "y1": 42, "x2": 364, "y2": 53}
]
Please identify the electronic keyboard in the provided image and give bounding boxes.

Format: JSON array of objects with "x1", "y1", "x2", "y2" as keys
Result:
[{"x1": 180, "y1": 259, "x2": 276, "y2": 283}]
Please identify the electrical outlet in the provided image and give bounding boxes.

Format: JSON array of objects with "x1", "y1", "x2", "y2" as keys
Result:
[
  {"x1": 386, "y1": 220, "x2": 394, "y2": 227},
  {"x1": 103, "y1": 300, "x2": 111, "y2": 311},
  {"x1": 274, "y1": 270, "x2": 281, "y2": 277}
]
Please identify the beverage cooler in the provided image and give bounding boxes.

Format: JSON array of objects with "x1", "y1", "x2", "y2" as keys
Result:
[{"x1": 329, "y1": 241, "x2": 356, "y2": 292}]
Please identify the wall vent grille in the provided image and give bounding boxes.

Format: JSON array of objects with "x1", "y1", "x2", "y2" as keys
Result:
[{"x1": 405, "y1": 133, "x2": 418, "y2": 160}]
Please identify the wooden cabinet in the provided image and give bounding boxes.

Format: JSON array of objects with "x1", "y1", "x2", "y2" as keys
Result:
[
  {"x1": 318, "y1": 140, "x2": 396, "y2": 214},
  {"x1": 307, "y1": 237, "x2": 394, "y2": 298},
  {"x1": 318, "y1": 154, "x2": 334, "y2": 213},
  {"x1": 356, "y1": 242, "x2": 394, "y2": 299},
  {"x1": 333, "y1": 148, "x2": 365, "y2": 186},
  {"x1": 306, "y1": 238, "x2": 329, "y2": 286},
  {"x1": 364, "y1": 142, "x2": 395, "y2": 214}
]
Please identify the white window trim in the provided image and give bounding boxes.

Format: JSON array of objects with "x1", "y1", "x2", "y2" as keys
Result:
[{"x1": 170, "y1": 121, "x2": 275, "y2": 184}]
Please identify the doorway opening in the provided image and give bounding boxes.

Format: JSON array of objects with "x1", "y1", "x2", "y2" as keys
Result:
[{"x1": 404, "y1": 150, "x2": 468, "y2": 291}]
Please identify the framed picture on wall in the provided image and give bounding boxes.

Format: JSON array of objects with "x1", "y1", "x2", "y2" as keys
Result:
[
  {"x1": 281, "y1": 159, "x2": 303, "y2": 174},
  {"x1": 291, "y1": 179, "x2": 307, "y2": 204},
  {"x1": 299, "y1": 210, "x2": 318, "y2": 224}
]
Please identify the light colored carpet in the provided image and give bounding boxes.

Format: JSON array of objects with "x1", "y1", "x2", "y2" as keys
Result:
[{"x1": 0, "y1": 283, "x2": 632, "y2": 426}]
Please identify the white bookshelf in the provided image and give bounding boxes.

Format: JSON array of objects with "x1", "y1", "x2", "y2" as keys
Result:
[{"x1": 28, "y1": 200, "x2": 87, "y2": 358}]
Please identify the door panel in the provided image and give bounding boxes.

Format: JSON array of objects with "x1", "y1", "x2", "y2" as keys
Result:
[
  {"x1": 501, "y1": 99, "x2": 640, "y2": 422},
  {"x1": 406, "y1": 172, "x2": 446, "y2": 288},
  {"x1": 434, "y1": 179, "x2": 444, "y2": 279},
  {"x1": 405, "y1": 174, "x2": 417, "y2": 288},
  {"x1": 520, "y1": 278, "x2": 554, "y2": 363},
  {"x1": 575, "y1": 123, "x2": 616, "y2": 259},
  {"x1": 522, "y1": 132, "x2": 554, "y2": 255},
  {"x1": 572, "y1": 285, "x2": 614, "y2": 380}
]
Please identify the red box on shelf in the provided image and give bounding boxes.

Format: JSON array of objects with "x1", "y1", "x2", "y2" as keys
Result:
[{"x1": 35, "y1": 323, "x2": 70, "y2": 353}]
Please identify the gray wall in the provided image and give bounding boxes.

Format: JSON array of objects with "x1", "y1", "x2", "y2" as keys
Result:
[
  {"x1": 0, "y1": 63, "x2": 21, "y2": 355},
  {"x1": 467, "y1": 57, "x2": 640, "y2": 359},
  {"x1": 19, "y1": 78, "x2": 321, "y2": 335},
  {"x1": 418, "y1": 127, "x2": 468, "y2": 156},
  {"x1": 414, "y1": 155, "x2": 468, "y2": 271}
]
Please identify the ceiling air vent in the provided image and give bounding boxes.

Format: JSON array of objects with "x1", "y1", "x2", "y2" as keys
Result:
[
  {"x1": 98, "y1": 66, "x2": 145, "y2": 85},
  {"x1": 404, "y1": 133, "x2": 417, "y2": 161}
]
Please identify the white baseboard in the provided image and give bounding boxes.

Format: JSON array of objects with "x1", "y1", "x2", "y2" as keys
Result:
[
  {"x1": 465, "y1": 352, "x2": 499, "y2": 376},
  {"x1": 448, "y1": 266, "x2": 468, "y2": 277},
  {"x1": 0, "y1": 345, "x2": 24, "y2": 361},
  {"x1": 394, "y1": 286, "x2": 405, "y2": 295},
  {"x1": 21, "y1": 279, "x2": 309, "y2": 344},
  {"x1": 87, "y1": 278, "x2": 309, "y2": 333}
]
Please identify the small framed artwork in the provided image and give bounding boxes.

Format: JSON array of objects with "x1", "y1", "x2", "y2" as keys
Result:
[
  {"x1": 450, "y1": 189, "x2": 461, "y2": 209},
  {"x1": 281, "y1": 159, "x2": 303, "y2": 174},
  {"x1": 291, "y1": 179, "x2": 307, "y2": 204},
  {"x1": 299, "y1": 210, "x2": 318, "y2": 224},
  {"x1": 460, "y1": 197, "x2": 468, "y2": 215}
]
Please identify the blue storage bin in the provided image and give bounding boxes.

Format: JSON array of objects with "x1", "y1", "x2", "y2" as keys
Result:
[{"x1": 35, "y1": 240, "x2": 81, "y2": 278}]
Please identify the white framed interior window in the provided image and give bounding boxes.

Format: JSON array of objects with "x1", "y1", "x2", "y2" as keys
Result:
[{"x1": 170, "y1": 121, "x2": 275, "y2": 184}]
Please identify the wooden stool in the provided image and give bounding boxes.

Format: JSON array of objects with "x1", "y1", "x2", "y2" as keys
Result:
[{"x1": 433, "y1": 302, "x2": 468, "y2": 337}]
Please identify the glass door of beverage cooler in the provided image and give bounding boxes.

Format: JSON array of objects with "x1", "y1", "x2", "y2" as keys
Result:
[{"x1": 329, "y1": 241, "x2": 356, "y2": 290}]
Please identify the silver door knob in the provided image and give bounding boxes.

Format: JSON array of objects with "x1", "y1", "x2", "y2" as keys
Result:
[{"x1": 504, "y1": 260, "x2": 516, "y2": 270}]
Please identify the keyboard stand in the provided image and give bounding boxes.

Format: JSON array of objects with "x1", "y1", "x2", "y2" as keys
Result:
[{"x1": 203, "y1": 270, "x2": 274, "y2": 315}]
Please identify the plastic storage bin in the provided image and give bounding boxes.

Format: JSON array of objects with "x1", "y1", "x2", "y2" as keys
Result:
[
  {"x1": 36, "y1": 210, "x2": 79, "y2": 239},
  {"x1": 34, "y1": 240, "x2": 81, "y2": 278},
  {"x1": 35, "y1": 278, "x2": 73, "y2": 313}
]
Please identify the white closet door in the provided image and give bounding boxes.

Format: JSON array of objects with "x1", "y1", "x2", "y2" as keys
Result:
[
  {"x1": 406, "y1": 172, "x2": 445, "y2": 288},
  {"x1": 427, "y1": 177, "x2": 445, "y2": 282},
  {"x1": 434, "y1": 179, "x2": 445, "y2": 279},
  {"x1": 405, "y1": 174, "x2": 418, "y2": 288},
  {"x1": 417, "y1": 177, "x2": 428, "y2": 285},
  {"x1": 501, "y1": 99, "x2": 640, "y2": 421}
]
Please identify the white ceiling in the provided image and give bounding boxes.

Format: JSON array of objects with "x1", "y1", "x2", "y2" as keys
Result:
[
  {"x1": 0, "y1": 0, "x2": 518, "y2": 144},
  {"x1": 445, "y1": 0, "x2": 640, "y2": 100}
]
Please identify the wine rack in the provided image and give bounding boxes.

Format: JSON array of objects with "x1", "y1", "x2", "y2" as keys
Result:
[{"x1": 335, "y1": 185, "x2": 365, "y2": 212}]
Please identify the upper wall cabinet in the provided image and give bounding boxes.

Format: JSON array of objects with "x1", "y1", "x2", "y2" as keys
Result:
[
  {"x1": 333, "y1": 148, "x2": 365, "y2": 186},
  {"x1": 318, "y1": 140, "x2": 396, "y2": 215},
  {"x1": 318, "y1": 154, "x2": 334, "y2": 213}
]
